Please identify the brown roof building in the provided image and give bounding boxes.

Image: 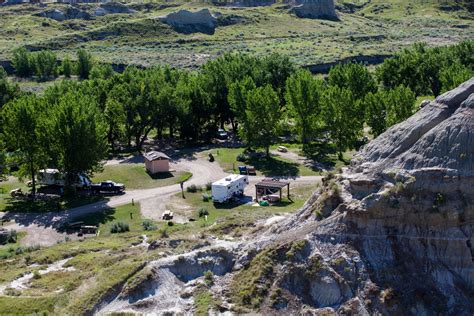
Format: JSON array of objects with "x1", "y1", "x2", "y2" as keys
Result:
[{"x1": 144, "y1": 151, "x2": 171, "y2": 174}]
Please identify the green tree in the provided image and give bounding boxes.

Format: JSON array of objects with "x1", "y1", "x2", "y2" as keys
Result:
[
  {"x1": 12, "y1": 47, "x2": 33, "y2": 78},
  {"x1": 364, "y1": 85, "x2": 416, "y2": 136},
  {"x1": 61, "y1": 56, "x2": 72, "y2": 78},
  {"x1": 263, "y1": 53, "x2": 296, "y2": 102},
  {"x1": 76, "y1": 49, "x2": 93, "y2": 80},
  {"x1": 104, "y1": 97, "x2": 125, "y2": 152},
  {"x1": 323, "y1": 86, "x2": 362, "y2": 159},
  {"x1": 439, "y1": 62, "x2": 474, "y2": 93},
  {"x1": 90, "y1": 64, "x2": 115, "y2": 80},
  {"x1": 238, "y1": 85, "x2": 282, "y2": 156},
  {"x1": 52, "y1": 92, "x2": 107, "y2": 186},
  {"x1": 0, "y1": 67, "x2": 20, "y2": 111},
  {"x1": 285, "y1": 69, "x2": 324, "y2": 147},
  {"x1": 385, "y1": 85, "x2": 416, "y2": 127},
  {"x1": 0, "y1": 139, "x2": 7, "y2": 180},
  {"x1": 328, "y1": 62, "x2": 377, "y2": 101},
  {"x1": 2, "y1": 95, "x2": 48, "y2": 196},
  {"x1": 33, "y1": 50, "x2": 57, "y2": 80}
]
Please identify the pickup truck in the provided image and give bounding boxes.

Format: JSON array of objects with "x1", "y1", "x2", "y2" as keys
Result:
[{"x1": 90, "y1": 181, "x2": 125, "y2": 194}]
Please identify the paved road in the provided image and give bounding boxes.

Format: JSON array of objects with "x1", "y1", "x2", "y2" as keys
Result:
[{"x1": 0, "y1": 153, "x2": 322, "y2": 246}]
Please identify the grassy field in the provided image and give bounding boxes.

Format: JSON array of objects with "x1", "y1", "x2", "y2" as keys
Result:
[
  {"x1": 0, "y1": 0, "x2": 471, "y2": 71},
  {"x1": 92, "y1": 164, "x2": 192, "y2": 190},
  {"x1": 74, "y1": 203, "x2": 144, "y2": 237},
  {"x1": 207, "y1": 145, "x2": 352, "y2": 177}
]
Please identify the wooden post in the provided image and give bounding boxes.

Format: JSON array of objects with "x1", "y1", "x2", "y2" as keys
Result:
[
  {"x1": 256, "y1": 185, "x2": 258, "y2": 202},
  {"x1": 280, "y1": 188, "x2": 282, "y2": 201},
  {"x1": 287, "y1": 183, "x2": 290, "y2": 199}
]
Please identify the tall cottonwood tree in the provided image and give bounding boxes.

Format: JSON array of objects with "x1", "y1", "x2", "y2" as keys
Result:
[
  {"x1": 285, "y1": 69, "x2": 324, "y2": 147},
  {"x1": 324, "y1": 86, "x2": 362, "y2": 159},
  {"x1": 2, "y1": 95, "x2": 48, "y2": 196},
  {"x1": 52, "y1": 92, "x2": 107, "y2": 185},
  {"x1": 238, "y1": 85, "x2": 282, "y2": 156}
]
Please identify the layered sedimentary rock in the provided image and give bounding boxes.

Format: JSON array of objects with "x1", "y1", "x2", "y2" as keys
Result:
[
  {"x1": 159, "y1": 9, "x2": 217, "y2": 35},
  {"x1": 267, "y1": 77, "x2": 474, "y2": 314},
  {"x1": 290, "y1": 0, "x2": 338, "y2": 20}
]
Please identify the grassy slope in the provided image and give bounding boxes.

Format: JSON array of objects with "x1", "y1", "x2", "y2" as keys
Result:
[{"x1": 0, "y1": 0, "x2": 471, "y2": 69}]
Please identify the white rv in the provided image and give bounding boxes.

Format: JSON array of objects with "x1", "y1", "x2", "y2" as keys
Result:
[
  {"x1": 37, "y1": 169, "x2": 91, "y2": 188},
  {"x1": 211, "y1": 174, "x2": 248, "y2": 203}
]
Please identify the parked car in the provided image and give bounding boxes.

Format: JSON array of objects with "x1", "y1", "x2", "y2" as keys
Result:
[
  {"x1": 217, "y1": 128, "x2": 228, "y2": 140},
  {"x1": 277, "y1": 146, "x2": 288, "y2": 153},
  {"x1": 90, "y1": 181, "x2": 125, "y2": 194}
]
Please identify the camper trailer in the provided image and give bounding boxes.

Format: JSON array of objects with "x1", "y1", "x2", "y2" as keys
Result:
[
  {"x1": 37, "y1": 169, "x2": 91, "y2": 188},
  {"x1": 211, "y1": 174, "x2": 248, "y2": 203}
]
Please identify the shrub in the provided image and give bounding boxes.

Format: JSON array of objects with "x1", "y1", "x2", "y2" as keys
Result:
[
  {"x1": 236, "y1": 153, "x2": 247, "y2": 162},
  {"x1": 142, "y1": 219, "x2": 157, "y2": 231},
  {"x1": 204, "y1": 270, "x2": 214, "y2": 286},
  {"x1": 33, "y1": 271, "x2": 41, "y2": 280},
  {"x1": 198, "y1": 208, "x2": 209, "y2": 218},
  {"x1": 0, "y1": 230, "x2": 18, "y2": 245},
  {"x1": 167, "y1": 221, "x2": 174, "y2": 227},
  {"x1": 205, "y1": 182, "x2": 212, "y2": 190},
  {"x1": 187, "y1": 184, "x2": 202, "y2": 193},
  {"x1": 202, "y1": 193, "x2": 210, "y2": 202},
  {"x1": 110, "y1": 221, "x2": 130, "y2": 234}
]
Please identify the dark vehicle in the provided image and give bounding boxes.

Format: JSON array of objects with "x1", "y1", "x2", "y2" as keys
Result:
[{"x1": 90, "y1": 181, "x2": 125, "y2": 194}]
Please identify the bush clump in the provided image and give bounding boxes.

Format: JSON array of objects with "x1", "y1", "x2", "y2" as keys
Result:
[
  {"x1": 204, "y1": 270, "x2": 214, "y2": 286},
  {"x1": 198, "y1": 208, "x2": 209, "y2": 218},
  {"x1": 187, "y1": 184, "x2": 202, "y2": 193},
  {"x1": 142, "y1": 219, "x2": 157, "y2": 231},
  {"x1": 0, "y1": 229, "x2": 17, "y2": 245},
  {"x1": 110, "y1": 221, "x2": 130, "y2": 234},
  {"x1": 202, "y1": 193, "x2": 210, "y2": 202},
  {"x1": 237, "y1": 153, "x2": 248, "y2": 162},
  {"x1": 205, "y1": 182, "x2": 212, "y2": 190}
]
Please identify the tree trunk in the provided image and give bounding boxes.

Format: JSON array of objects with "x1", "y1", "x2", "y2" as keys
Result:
[
  {"x1": 29, "y1": 159, "x2": 36, "y2": 198},
  {"x1": 266, "y1": 146, "x2": 270, "y2": 157},
  {"x1": 169, "y1": 123, "x2": 174, "y2": 138}
]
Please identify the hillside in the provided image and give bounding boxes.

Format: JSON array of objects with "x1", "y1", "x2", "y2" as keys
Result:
[
  {"x1": 92, "y1": 78, "x2": 474, "y2": 315},
  {"x1": 0, "y1": 0, "x2": 472, "y2": 69}
]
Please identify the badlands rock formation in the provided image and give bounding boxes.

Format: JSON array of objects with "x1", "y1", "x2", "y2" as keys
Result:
[
  {"x1": 160, "y1": 9, "x2": 217, "y2": 35},
  {"x1": 290, "y1": 0, "x2": 338, "y2": 20},
  {"x1": 96, "y1": 78, "x2": 473, "y2": 315}
]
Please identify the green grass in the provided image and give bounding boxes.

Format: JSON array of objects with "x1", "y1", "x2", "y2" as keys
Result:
[
  {"x1": 92, "y1": 164, "x2": 192, "y2": 190},
  {"x1": 209, "y1": 145, "x2": 350, "y2": 177},
  {"x1": 195, "y1": 288, "x2": 217, "y2": 316},
  {"x1": 0, "y1": 296, "x2": 56, "y2": 315},
  {"x1": 73, "y1": 203, "x2": 149, "y2": 237}
]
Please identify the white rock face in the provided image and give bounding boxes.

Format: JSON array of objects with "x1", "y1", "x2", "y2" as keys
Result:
[
  {"x1": 290, "y1": 0, "x2": 338, "y2": 20},
  {"x1": 160, "y1": 9, "x2": 217, "y2": 35}
]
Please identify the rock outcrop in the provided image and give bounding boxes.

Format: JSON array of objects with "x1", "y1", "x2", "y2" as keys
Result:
[
  {"x1": 290, "y1": 0, "x2": 338, "y2": 20},
  {"x1": 36, "y1": 7, "x2": 91, "y2": 21},
  {"x1": 159, "y1": 9, "x2": 217, "y2": 35},
  {"x1": 265, "y1": 77, "x2": 474, "y2": 314}
]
